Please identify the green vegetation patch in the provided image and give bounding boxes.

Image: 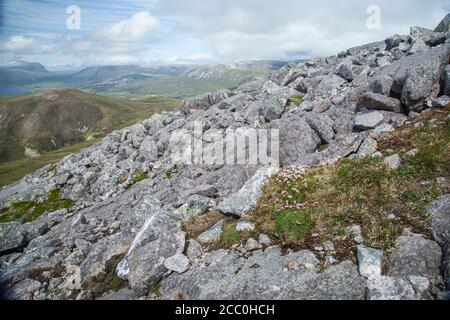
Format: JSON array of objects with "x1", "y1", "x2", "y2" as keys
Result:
[
  {"x1": 275, "y1": 209, "x2": 315, "y2": 244},
  {"x1": 126, "y1": 171, "x2": 148, "y2": 189},
  {"x1": 290, "y1": 95, "x2": 304, "y2": 104},
  {"x1": 0, "y1": 189, "x2": 74, "y2": 223},
  {"x1": 243, "y1": 108, "x2": 449, "y2": 259}
]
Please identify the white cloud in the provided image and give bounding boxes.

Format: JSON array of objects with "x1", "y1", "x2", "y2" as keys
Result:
[
  {"x1": 0, "y1": 35, "x2": 57, "y2": 54},
  {"x1": 159, "y1": 0, "x2": 450, "y2": 59},
  {"x1": 85, "y1": 54, "x2": 140, "y2": 65},
  {"x1": 91, "y1": 11, "x2": 160, "y2": 43}
]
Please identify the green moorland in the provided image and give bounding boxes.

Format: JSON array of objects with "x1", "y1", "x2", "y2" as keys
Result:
[{"x1": 0, "y1": 90, "x2": 180, "y2": 186}]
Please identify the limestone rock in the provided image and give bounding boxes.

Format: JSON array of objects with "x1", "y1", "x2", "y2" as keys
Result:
[
  {"x1": 0, "y1": 222, "x2": 26, "y2": 254},
  {"x1": 217, "y1": 166, "x2": 278, "y2": 217},
  {"x1": 355, "y1": 111, "x2": 384, "y2": 131},
  {"x1": 164, "y1": 254, "x2": 190, "y2": 274},
  {"x1": 428, "y1": 194, "x2": 450, "y2": 245},
  {"x1": 356, "y1": 245, "x2": 383, "y2": 279}
]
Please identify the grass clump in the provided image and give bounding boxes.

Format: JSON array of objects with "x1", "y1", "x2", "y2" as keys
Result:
[
  {"x1": 0, "y1": 189, "x2": 74, "y2": 223},
  {"x1": 220, "y1": 225, "x2": 242, "y2": 246},
  {"x1": 290, "y1": 95, "x2": 304, "y2": 104},
  {"x1": 164, "y1": 163, "x2": 179, "y2": 180},
  {"x1": 126, "y1": 170, "x2": 148, "y2": 189}
]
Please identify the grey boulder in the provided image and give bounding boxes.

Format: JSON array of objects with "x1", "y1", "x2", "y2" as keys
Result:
[
  {"x1": 0, "y1": 222, "x2": 26, "y2": 254},
  {"x1": 360, "y1": 92, "x2": 402, "y2": 113},
  {"x1": 217, "y1": 166, "x2": 278, "y2": 217},
  {"x1": 428, "y1": 194, "x2": 450, "y2": 245},
  {"x1": 354, "y1": 111, "x2": 384, "y2": 131}
]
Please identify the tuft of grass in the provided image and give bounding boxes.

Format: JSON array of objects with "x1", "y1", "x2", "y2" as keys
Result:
[
  {"x1": 0, "y1": 189, "x2": 74, "y2": 223},
  {"x1": 290, "y1": 95, "x2": 304, "y2": 104},
  {"x1": 164, "y1": 163, "x2": 179, "y2": 180},
  {"x1": 126, "y1": 170, "x2": 148, "y2": 189},
  {"x1": 220, "y1": 225, "x2": 242, "y2": 246}
]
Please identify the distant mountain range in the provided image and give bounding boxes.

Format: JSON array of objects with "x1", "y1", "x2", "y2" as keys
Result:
[{"x1": 0, "y1": 60, "x2": 289, "y2": 98}]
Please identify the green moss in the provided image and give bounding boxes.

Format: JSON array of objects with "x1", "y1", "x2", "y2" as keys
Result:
[
  {"x1": 126, "y1": 171, "x2": 148, "y2": 189},
  {"x1": 290, "y1": 95, "x2": 304, "y2": 104},
  {"x1": 0, "y1": 189, "x2": 74, "y2": 223},
  {"x1": 274, "y1": 209, "x2": 315, "y2": 244},
  {"x1": 164, "y1": 163, "x2": 179, "y2": 180}
]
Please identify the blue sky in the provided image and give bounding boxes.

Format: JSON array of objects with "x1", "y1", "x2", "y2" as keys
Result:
[{"x1": 0, "y1": 0, "x2": 449, "y2": 70}]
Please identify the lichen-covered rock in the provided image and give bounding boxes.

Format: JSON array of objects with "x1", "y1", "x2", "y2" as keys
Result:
[
  {"x1": 161, "y1": 246, "x2": 365, "y2": 300},
  {"x1": 357, "y1": 245, "x2": 383, "y2": 279},
  {"x1": 367, "y1": 276, "x2": 416, "y2": 300},
  {"x1": 389, "y1": 234, "x2": 443, "y2": 290},
  {"x1": 354, "y1": 111, "x2": 384, "y2": 130},
  {"x1": 0, "y1": 222, "x2": 26, "y2": 254},
  {"x1": 360, "y1": 92, "x2": 402, "y2": 113},
  {"x1": 428, "y1": 194, "x2": 450, "y2": 245}
]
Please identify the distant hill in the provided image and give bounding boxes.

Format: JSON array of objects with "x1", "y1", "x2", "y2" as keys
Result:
[
  {"x1": 182, "y1": 60, "x2": 287, "y2": 81},
  {"x1": 0, "y1": 61, "x2": 50, "y2": 86},
  {"x1": 0, "y1": 89, "x2": 179, "y2": 162},
  {"x1": 2, "y1": 60, "x2": 289, "y2": 99}
]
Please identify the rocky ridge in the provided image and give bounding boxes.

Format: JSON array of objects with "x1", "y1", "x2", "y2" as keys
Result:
[{"x1": 1, "y1": 16, "x2": 450, "y2": 300}]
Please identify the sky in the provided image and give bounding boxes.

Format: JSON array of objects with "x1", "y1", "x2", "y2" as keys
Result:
[{"x1": 0, "y1": 0, "x2": 449, "y2": 70}]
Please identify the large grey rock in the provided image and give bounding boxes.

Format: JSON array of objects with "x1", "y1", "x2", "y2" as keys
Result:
[
  {"x1": 367, "y1": 276, "x2": 417, "y2": 300},
  {"x1": 161, "y1": 246, "x2": 365, "y2": 300},
  {"x1": 272, "y1": 116, "x2": 321, "y2": 166},
  {"x1": 443, "y1": 240, "x2": 450, "y2": 290},
  {"x1": 356, "y1": 245, "x2": 383, "y2": 279},
  {"x1": 311, "y1": 74, "x2": 347, "y2": 97},
  {"x1": 428, "y1": 194, "x2": 450, "y2": 245},
  {"x1": 435, "y1": 14, "x2": 450, "y2": 33},
  {"x1": 354, "y1": 111, "x2": 384, "y2": 130},
  {"x1": 385, "y1": 34, "x2": 408, "y2": 51},
  {"x1": 217, "y1": 166, "x2": 278, "y2": 217},
  {"x1": 139, "y1": 136, "x2": 158, "y2": 161},
  {"x1": 360, "y1": 92, "x2": 402, "y2": 113},
  {"x1": 389, "y1": 234, "x2": 443, "y2": 289},
  {"x1": 431, "y1": 95, "x2": 450, "y2": 108},
  {"x1": 369, "y1": 43, "x2": 450, "y2": 111},
  {"x1": 410, "y1": 26, "x2": 448, "y2": 47},
  {"x1": 0, "y1": 222, "x2": 26, "y2": 254},
  {"x1": 264, "y1": 87, "x2": 300, "y2": 121},
  {"x1": 304, "y1": 114, "x2": 335, "y2": 144},
  {"x1": 444, "y1": 65, "x2": 450, "y2": 96}
]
